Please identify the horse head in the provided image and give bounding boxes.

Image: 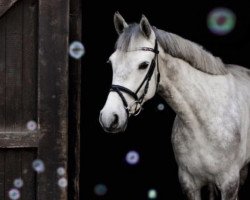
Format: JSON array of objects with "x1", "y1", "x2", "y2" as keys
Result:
[{"x1": 99, "y1": 12, "x2": 160, "y2": 133}]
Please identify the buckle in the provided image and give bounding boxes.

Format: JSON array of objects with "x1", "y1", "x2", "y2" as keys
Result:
[{"x1": 127, "y1": 101, "x2": 142, "y2": 116}]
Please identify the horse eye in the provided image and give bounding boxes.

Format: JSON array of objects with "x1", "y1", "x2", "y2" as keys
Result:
[{"x1": 139, "y1": 62, "x2": 149, "y2": 70}]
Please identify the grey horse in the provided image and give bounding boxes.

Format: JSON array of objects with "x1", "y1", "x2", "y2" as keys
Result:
[{"x1": 99, "y1": 12, "x2": 250, "y2": 200}]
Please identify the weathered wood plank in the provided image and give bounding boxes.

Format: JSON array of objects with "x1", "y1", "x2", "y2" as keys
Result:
[
  {"x1": 21, "y1": 149, "x2": 36, "y2": 200},
  {"x1": 22, "y1": 0, "x2": 37, "y2": 131},
  {"x1": 5, "y1": 0, "x2": 23, "y2": 131},
  {"x1": 0, "y1": 132, "x2": 39, "y2": 148},
  {"x1": 0, "y1": 0, "x2": 19, "y2": 18},
  {"x1": 0, "y1": 152, "x2": 4, "y2": 199},
  {"x1": 38, "y1": 0, "x2": 69, "y2": 199},
  {"x1": 4, "y1": 150, "x2": 22, "y2": 199},
  {"x1": 0, "y1": 15, "x2": 6, "y2": 131},
  {"x1": 68, "y1": 0, "x2": 82, "y2": 199}
]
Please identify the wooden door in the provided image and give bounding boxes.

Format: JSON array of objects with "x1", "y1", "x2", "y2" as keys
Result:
[{"x1": 0, "y1": 0, "x2": 69, "y2": 199}]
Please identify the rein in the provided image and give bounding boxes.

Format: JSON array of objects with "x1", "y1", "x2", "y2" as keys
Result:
[{"x1": 110, "y1": 39, "x2": 160, "y2": 118}]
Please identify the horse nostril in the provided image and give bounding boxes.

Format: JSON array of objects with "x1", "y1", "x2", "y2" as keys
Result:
[{"x1": 110, "y1": 114, "x2": 119, "y2": 129}]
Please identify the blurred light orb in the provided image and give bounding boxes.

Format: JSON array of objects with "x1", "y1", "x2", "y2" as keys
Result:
[
  {"x1": 94, "y1": 184, "x2": 108, "y2": 196},
  {"x1": 8, "y1": 188, "x2": 20, "y2": 200},
  {"x1": 207, "y1": 7, "x2": 236, "y2": 35},
  {"x1": 69, "y1": 41, "x2": 85, "y2": 59},
  {"x1": 23, "y1": 169, "x2": 28, "y2": 174},
  {"x1": 26, "y1": 120, "x2": 37, "y2": 131},
  {"x1": 57, "y1": 167, "x2": 66, "y2": 176},
  {"x1": 148, "y1": 189, "x2": 157, "y2": 199},
  {"x1": 13, "y1": 178, "x2": 24, "y2": 188},
  {"x1": 126, "y1": 150, "x2": 140, "y2": 165},
  {"x1": 157, "y1": 103, "x2": 165, "y2": 111},
  {"x1": 32, "y1": 159, "x2": 45, "y2": 173},
  {"x1": 58, "y1": 177, "x2": 68, "y2": 188}
]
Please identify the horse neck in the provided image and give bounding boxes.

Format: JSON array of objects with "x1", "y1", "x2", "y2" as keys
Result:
[{"x1": 157, "y1": 52, "x2": 230, "y2": 131}]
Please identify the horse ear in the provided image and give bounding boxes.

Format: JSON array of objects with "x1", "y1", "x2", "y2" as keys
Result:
[
  {"x1": 140, "y1": 15, "x2": 152, "y2": 38},
  {"x1": 114, "y1": 11, "x2": 128, "y2": 35}
]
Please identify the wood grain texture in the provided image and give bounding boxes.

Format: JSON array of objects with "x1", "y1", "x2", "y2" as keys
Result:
[
  {"x1": 22, "y1": 0, "x2": 37, "y2": 131},
  {"x1": 0, "y1": 15, "x2": 6, "y2": 131},
  {"x1": 0, "y1": 0, "x2": 37, "y2": 199},
  {"x1": 0, "y1": 0, "x2": 70, "y2": 199},
  {"x1": 0, "y1": 132, "x2": 39, "y2": 148},
  {"x1": 37, "y1": 0, "x2": 69, "y2": 199},
  {"x1": 5, "y1": 0, "x2": 22, "y2": 131},
  {"x1": 0, "y1": 0, "x2": 37, "y2": 132},
  {"x1": 4, "y1": 149, "x2": 22, "y2": 199},
  {"x1": 0, "y1": 149, "x2": 36, "y2": 200},
  {"x1": 0, "y1": 152, "x2": 4, "y2": 199},
  {"x1": 0, "y1": 0, "x2": 19, "y2": 18},
  {"x1": 21, "y1": 149, "x2": 36, "y2": 200}
]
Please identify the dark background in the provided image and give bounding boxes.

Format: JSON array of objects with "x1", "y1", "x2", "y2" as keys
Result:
[{"x1": 81, "y1": 1, "x2": 250, "y2": 199}]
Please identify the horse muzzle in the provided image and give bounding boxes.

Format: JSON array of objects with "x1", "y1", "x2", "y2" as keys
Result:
[{"x1": 99, "y1": 110, "x2": 127, "y2": 133}]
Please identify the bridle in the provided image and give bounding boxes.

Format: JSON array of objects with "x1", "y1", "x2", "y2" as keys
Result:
[{"x1": 110, "y1": 39, "x2": 160, "y2": 119}]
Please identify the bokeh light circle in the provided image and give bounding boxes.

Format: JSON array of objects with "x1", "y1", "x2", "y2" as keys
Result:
[
  {"x1": 69, "y1": 41, "x2": 85, "y2": 59},
  {"x1": 32, "y1": 159, "x2": 45, "y2": 173},
  {"x1": 125, "y1": 150, "x2": 140, "y2": 165},
  {"x1": 94, "y1": 184, "x2": 108, "y2": 196},
  {"x1": 157, "y1": 103, "x2": 165, "y2": 111},
  {"x1": 148, "y1": 189, "x2": 158, "y2": 199},
  {"x1": 207, "y1": 7, "x2": 236, "y2": 36},
  {"x1": 57, "y1": 167, "x2": 66, "y2": 176},
  {"x1": 26, "y1": 120, "x2": 37, "y2": 131},
  {"x1": 13, "y1": 178, "x2": 24, "y2": 188},
  {"x1": 8, "y1": 188, "x2": 20, "y2": 200},
  {"x1": 58, "y1": 177, "x2": 68, "y2": 188}
]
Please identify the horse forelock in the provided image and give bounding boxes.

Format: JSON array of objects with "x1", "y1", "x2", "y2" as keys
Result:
[{"x1": 115, "y1": 24, "x2": 142, "y2": 52}]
